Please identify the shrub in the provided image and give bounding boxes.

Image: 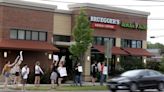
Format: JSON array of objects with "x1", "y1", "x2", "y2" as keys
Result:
[
  {"x1": 159, "y1": 57, "x2": 164, "y2": 73},
  {"x1": 146, "y1": 60, "x2": 160, "y2": 70},
  {"x1": 120, "y1": 57, "x2": 144, "y2": 71}
]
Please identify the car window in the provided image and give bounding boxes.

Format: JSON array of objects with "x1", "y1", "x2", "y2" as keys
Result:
[
  {"x1": 140, "y1": 71, "x2": 149, "y2": 77},
  {"x1": 148, "y1": 70, "x2": 162, "y2": 76},
  {"x1": 121, "y1": 70, "x2": 142, "y2": 77}
]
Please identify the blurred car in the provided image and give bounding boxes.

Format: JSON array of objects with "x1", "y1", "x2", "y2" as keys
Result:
[{"x1": 107, "y1": 69, "x2": 164, "y2": 92}]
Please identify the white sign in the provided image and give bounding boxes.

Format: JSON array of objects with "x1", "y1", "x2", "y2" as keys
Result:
[
  {"x1": 103, "y1": 66, "x2": 108, "y2": 75},
  {"x1": 90, "y1": 16, "x2": 120, "y2": 25},
  {"x1": 58, "y1": 67, "x2": 67, "y2": 77},
  {"x1": 60, "y1": 56, "x2": 66, "y2": 63},
  {"x1": 19, "y1": 51, "x2": 23, "y2": 61},
  {"x1": 53, "y1": 55, "x2": 59, "y2": 62},
  {"x1": 78, "y1": 66, "x2": 83, "y2": 72}
]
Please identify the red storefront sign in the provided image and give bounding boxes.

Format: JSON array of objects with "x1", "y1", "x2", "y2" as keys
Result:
[{"x1": 91, "y1": 23, "x2": 116, "y2": 30}]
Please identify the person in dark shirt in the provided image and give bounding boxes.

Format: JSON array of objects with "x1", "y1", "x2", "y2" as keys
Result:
[
  {"x1": 91, "y1": 61, "x2": 98, "y2": 86},
  {"x1": 50, "y1": 60, "x2": 58, "y2": 88},
  {"x1": 74, "y1": 62, "x2": 82, "y2": 86}
]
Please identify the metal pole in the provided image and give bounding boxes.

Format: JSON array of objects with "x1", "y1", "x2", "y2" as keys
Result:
[{"x1": 106, "y1": 57, "x2": 109, "y2": 81}]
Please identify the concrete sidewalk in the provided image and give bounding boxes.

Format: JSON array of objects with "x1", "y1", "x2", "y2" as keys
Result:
[{"x1": 0, "y1": 81, "x2": 107, "y2": 87}]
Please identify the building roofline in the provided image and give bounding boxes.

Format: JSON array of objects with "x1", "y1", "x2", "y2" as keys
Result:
[
  {"x1": 68, "y1": 3, "x2": 150, "y2": 16},
  {"x1": 55, "y1": 9, "x2": 72, "y2": 14},
  {"x1": 0, "y1": 0, "x2": 57, "y2": 12}
]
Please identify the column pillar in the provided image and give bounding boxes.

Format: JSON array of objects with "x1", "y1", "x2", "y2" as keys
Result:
[{"x1": 83, "y1": 46, "x2": 91, "y2": 81}]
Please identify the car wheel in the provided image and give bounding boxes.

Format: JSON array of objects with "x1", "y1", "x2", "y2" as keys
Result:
[
  {"x1": 158, "y1": 82, "x2": 164, "y2": 91},
  {"x1": 111, "y1": 89, "x2": 116, "y2": 92},
  {"x1": 140, "y1": 89, "x2": 144, "y2": 92},
  {"x1": 130, "y1": 83, "x2": 137, "y2": 92}
]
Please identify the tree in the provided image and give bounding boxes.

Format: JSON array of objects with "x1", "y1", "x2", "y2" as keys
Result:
[
  {"x1": 69, "y1": 9, "x2": 93, "y2": 63},
  {"x1": 147, "y1": 42, "x2": 164, "y2": 54},
  {"x1": 159, "y1": 57, "x2": 164, "y2": 73}
]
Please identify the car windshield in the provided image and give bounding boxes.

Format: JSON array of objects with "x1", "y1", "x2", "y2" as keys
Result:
[{"x1": 121, "y1": 70, "x2": 142, "y2": 77}]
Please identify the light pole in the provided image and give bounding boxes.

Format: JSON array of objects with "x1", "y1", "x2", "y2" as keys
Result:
[{"x1": 150, "y1": 35, "x2": 164, "y2": 38}]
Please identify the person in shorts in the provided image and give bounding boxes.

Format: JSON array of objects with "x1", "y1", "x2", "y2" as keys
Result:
[
  {"x1": 14, "y1": 64, "x2": 21, "y2": 88},
  {"x1": 50, "y1": 60, "x2": 58, "y2": 88},
  {"x1": 34, "y1": 61, "x2": 44, "y2": 87},
  {"x1": 21, "y1": 64, "x2": 30, "y2": 91},
  {"x1": 1, "y1": 56, "x2": 19, "y2": 90}
]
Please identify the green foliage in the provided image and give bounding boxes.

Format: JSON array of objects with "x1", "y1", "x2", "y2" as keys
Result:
[
  {"x1": 69, "y1": 9, "x2": 93, "y2": 62},
  {"x1": 120, "y1": 57, "x2": 144, "y2": 71},
  {"x1": 147, "y1": 42, "x2": 164, "y2": 53},
  {"x1": 159, "y1": 57, "x2": 164, "y2": 73},
  {"x1": 146, "y1": 60, "x2": 160, "y2": 70}
]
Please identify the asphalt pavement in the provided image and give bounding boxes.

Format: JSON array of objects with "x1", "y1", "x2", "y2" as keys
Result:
[{"x1": 0, "y1": 89, "x2": 160, "y2": 92}]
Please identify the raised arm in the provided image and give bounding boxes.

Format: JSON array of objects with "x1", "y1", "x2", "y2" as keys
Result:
[
  {"x1": 55, "y1": 60, "x2": 59, "y2": 66},
  {"x1": 1, "y1": 65, "x2": 5, "y2": 75},
  {"x1": 9, "y1": 56, "x2": 20, "y2": 67},
  {"x1": 39, "y1": 66, "x2": 44, "y2": 74}
]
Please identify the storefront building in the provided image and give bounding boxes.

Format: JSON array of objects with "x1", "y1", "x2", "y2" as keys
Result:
[
  {"x1": 53, "y1": 3, "x2": 152, "y2": 80},
  {"x1": 0, "y1": 0, "x2": 152, "y2": 81},
  {"x1": 68, "y1": 3, "x2": 152, "y2": 80},
  {"x1": 0, "y1": 0, "x2": 58, "y2": 72}
]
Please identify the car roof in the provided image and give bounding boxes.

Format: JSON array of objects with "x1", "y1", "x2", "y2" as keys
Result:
[{"x1": 128, "y1": 69, "x2": 160, "y2": 73}]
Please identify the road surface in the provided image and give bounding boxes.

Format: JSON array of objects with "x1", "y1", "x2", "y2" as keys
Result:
[{"x1": 0, "y1": 89, "x2": 160, "y2": 92}]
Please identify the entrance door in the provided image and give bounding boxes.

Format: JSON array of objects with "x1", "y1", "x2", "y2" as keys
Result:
[{"x1": 109, "y1": 55, "x2": 116, "y2": 75}]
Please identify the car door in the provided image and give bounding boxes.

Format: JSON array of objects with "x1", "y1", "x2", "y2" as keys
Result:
[
  {"x1": 137, "y1": 70, "x2": 152, "y2": 88},
  {"x1": 147, "y1": 70, "x2": 163, "y2": 87}
]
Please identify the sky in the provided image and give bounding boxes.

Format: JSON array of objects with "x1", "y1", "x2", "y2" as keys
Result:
[{"x1": 23, "y1": 0, "x2": 164, "y2": 44}]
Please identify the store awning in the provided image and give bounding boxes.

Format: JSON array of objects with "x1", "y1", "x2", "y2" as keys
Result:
[
  {"x1": 122, "y1": 48, "x2": 153, "y2": 57},
  {"x1": 0, "y1": 40, "x2": 59, "y2": 51},
  {"x1": 93, "y1": 45, "x2": 129, "y2": 55}
]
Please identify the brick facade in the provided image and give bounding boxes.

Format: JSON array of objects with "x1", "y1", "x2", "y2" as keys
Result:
[{"x1": 0, "y1": 5, "x2": 55, "y2": 72}]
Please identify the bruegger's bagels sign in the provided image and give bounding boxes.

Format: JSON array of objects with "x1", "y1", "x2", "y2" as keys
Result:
[{"x1": 89, "y1": 16, "x2": 147, "y2": 30}]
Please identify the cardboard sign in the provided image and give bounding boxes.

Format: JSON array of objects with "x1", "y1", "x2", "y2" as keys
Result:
[
  {"x1": 19, "y1": 51, "x2": 23, "y2": 61},
  {"x1": 78, "y1": 66, "x2": 83, "y2": 72},
  {"x1": 60, "y1": 56, "x2": 65, "y2": 62},
  {"x1": 53, "y1": 55, "x2": 59, "y2": 62},
  {"x1": 17, "y1": 51, "x2": 23, "y2": 65},
  {"x1": 58, "y1": 67, "x2": 67, "y2": 77},
  {"x1": 103, "y1": 66, "x2": 108, "y2": 75}
]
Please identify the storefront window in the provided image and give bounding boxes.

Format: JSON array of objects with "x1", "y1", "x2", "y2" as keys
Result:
[
  {"x1": 54, "y1": 35, "x2": 70, "y2": 42},
  {"x1": 103, "y1": 38, "x2": 109, "y2": 45},
  {"x1": 25, "y1": 30, "x2": 31, "y2": 40},
  {"x1": 137, "y1": 41, "x2": 142, "y2": 48},
  {"x1": 18, "y1": 30, "x2": 25, "y2": 40},
  {"x1": 93, "y1": 36, "x2": 115, "y2": 46},
  {"x1": 10, "y1": 29, "x2": 47, "y2": 41},
  {"x1": 39, "y1": 32, "x2": 47, "y2": 41},
  {"x1": 132, "y1": 40, "x2": 137, "y2": 48},
  {"x1": 121, "y1": 39, "x2": 142, "y2": 48},
  {"x1": 32, "y1": 31, "x2": 38, "y2": 40},
  {"x1": 10, "y1": 29, "x2": 17, "y2": 39},
  {"x1": 97, "y1": 37, "x2": 102, "y2": 45}
]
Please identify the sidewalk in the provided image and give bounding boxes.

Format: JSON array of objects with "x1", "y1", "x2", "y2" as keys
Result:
[{"x1": 0, "y1": 81, "x2": 107, "y2": 87}]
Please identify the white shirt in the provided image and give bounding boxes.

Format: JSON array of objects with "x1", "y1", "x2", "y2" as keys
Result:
[
  {"x1": 21, "y1": 67, "x2": 29, "y2": 79},
  {"x1": 35, "y1": 65, "x2": 44, "y2": 74}
]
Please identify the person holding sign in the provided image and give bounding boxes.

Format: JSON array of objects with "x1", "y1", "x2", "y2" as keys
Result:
[
  {"x1": 74, "y1": 62, "x2": 82, "y2": 86},
  {"x1": 57, "y1": 61, "x2": 67, "y2": 86},
  {"x1": 50, "y1": 60, "x2": 58, "y2": 88},
  {"x1": 34, "y1": 61, "x2": 44, "y2": 87},
  {"x1": 13, "y1": 51, "x2": 23, "y2": 88},
  {"x1": 1, "y1": 56, "x2": 19, "y2": 90}
]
